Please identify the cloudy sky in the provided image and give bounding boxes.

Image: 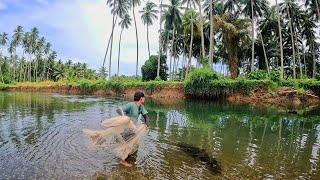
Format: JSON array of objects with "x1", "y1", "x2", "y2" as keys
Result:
[{"x1": 0, "y1": 0, "x2": 279, "y2": 75}]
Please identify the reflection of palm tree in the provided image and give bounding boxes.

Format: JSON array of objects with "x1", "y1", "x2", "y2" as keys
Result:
[
  {"x1": 117, "y1": 14, "x2": 132, "y2": 76},
  {"x1": 140, "y1": 1, "x2": 158, "y2": 58}
]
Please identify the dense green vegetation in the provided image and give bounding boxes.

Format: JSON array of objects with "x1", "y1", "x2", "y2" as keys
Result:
[
  {"x1": 102, "y1": 0, "x2": 319, "y2": 80},
  {"x1": 1, "y1": 0, "x2": 319, "y2": 100},
  {"x1": 0, "y1": 27, "x2": 98, "y2": 84}
]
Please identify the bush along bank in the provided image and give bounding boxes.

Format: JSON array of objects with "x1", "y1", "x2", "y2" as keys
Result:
[
  {"x1": 184, "y1": 67, "x2": 276, "y2": 99},
  {"x1": 184, "y1": 68, "x2": 320, "y2": 107},
  {"x1": 5, "y1": 78, "x2": 185, "y2": 99}
]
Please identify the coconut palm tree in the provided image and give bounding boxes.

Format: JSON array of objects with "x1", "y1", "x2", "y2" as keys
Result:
[
  {"x1": 275, "y1": 0, "x2": 284, "y2": 78},
  {"x1": 140, "y1": 1, "x2": 158, "y2": 58},
  {"x1": 301, "y1": 11, "x2": 318, "y2": 78},
  {"x1": 216, "y1": 13, "x2": 250, "y2": 78},
  {"x1": 131, "y1": 0, "x2": 141, "y2": 76},
  {"x1": 242, "y1": 0, "x2": 268, "y2": 72},
  {"x1": 29, "y1": 27, "x2": 39, "y2": 81},
  {"x1": 0, "y1": 32, "x2": 8, "y2": 83},
  {"x1": 157, "y1": 0, "x2": 164, "y2": 78},
  {"x1": 183, "y1": 10, "x2": 200, "y2": 79},
  {"x1": 43, "y1": 42, "x2": 51, "y2": 80},
  {"x1": 117, "y1": 14, "x2": 132, "y2": 76},
  {"x1": 108, "y1": 0, "x2": 130, "y2": 78},
  {"x1": 10, "y1": 26, "x2": 24, "y2": 80},
  {"x1": 305, "y1": 0, "x2": 320, "y2": 20},
  {"x1": 162, "y1": 0, "x2": 183, "y2": 79}
]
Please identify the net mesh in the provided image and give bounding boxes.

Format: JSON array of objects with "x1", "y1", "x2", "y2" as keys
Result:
[{"x1": 83, "y1": 116, "x2": 147, "y2": 160}]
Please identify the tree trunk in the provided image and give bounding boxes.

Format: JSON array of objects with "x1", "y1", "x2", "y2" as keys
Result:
[
  {"x1": 287, "y1": 6, "x2": 296, "y2": 79},
  {"x1": 312, "y1": 43, "x2": 316, "y2": 78},
  {"x1": 181, "y1": 52, "x2": 186, "y2": 81},
  {"x1": 250, "y1": 0, "x2": 255, "y2": 72},
  {"x1": 133, "y1": 6, "x2": 139, "y2": 76},
  {"x1": 229, "y1": 52, "x2": 239, "y2": 79},
  {"x1": 259, "y1": 31, "x2": 269, "y2": 73},
  {"x1": 294, "y1": 28, "x2": 302, "y2": 79},
  {"x1": 199, "y1": 1, "x2": 205, "y2": 60},
  {"x1": 302, "y1": 45, "x2": 307, "y2": 77},
  {"x1": 102, "y1": 29, "x2": 113, "y2": 70},
  {"x1": 209, "y1": 0, "x2": 214, "y2": 67},
  {"x1": 147, "y1": 24, "x2": 150, "y2": 59},
  {"x1": 185, "y1": 22, "x2": 194, "y2": 79},
  {"x1": 316, "y1": 0, "x2": 320, "y2": 19},
  {"x1": 170, "y1": 25, "x2": 176, "y2": 80},
  {"x1": 275, "y1": 0, "x2": 284, "y2": 78},
  {"x1": 108, "y1": 15, "x2": 116, "y2": 78},
  {"x1": 117, "y1": 29, "x2": 124, "y2": 77},
  {"x1": 157, "y1": 0, "x2": 163, "y2": 78},
  {"x1": 0, "y1": 47, "x2": 3, "y2": 83},
  {"x1": 43, "y1": 58, "x2": 46, "y2": 80}
]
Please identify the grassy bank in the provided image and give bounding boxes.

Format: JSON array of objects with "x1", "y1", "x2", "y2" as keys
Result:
[
  {"x1": 184, "y1": 68, "x2": 320, "y2": 99},
  {"x1": 1, "y1": 73, "x2": 320, "y2": 100},
  {"x1": 4, "y1": 78, "x2": 183, "y2": 95}
]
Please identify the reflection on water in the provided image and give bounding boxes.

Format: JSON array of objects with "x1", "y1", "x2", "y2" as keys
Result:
[{"x1": 0, "y1": 92, "x2": 319, "y2": 179}]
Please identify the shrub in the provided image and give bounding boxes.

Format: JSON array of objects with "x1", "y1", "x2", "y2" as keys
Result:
[
  {"x1": 141, "y1": 55, "x2": 168, "y2": 81},
  {"x1": 185, "y1": 67, "x2": 219, "y2": 87},
  {"x1": 269, "y1": 70, "x2": 281, "y2": 83},
  {"x1": 315, "y1": 73, "x2": 320, "y2": 81},
  {"x1": 248, "y1": 70, "x2": 268, "y2": 80}
]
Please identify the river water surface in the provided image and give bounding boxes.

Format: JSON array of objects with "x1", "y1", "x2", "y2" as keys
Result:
[{"x1": 0, "y1": 92, "x2": 319, "y2": 179}]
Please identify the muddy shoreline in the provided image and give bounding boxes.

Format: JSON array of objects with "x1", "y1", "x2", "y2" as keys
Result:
[{"x1": 3, "y1": 85, "x2": 320, "y2": 109}]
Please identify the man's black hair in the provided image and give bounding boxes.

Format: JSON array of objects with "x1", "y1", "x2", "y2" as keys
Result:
[{"x1": 134, "y1": 91, "x2": 145, "y2": 101}]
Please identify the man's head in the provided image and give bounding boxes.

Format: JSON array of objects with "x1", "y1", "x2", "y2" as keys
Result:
[{"x1": 134, "y1": 91, "x2": 145, "y2": 104}]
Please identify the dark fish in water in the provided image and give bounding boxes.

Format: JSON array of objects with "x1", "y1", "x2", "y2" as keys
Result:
[{"x1": 177, "y1": 143, "x2": 221, "y2": 175}]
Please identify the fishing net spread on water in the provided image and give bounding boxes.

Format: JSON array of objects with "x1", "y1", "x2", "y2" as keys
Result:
[{"x1": 83, "y1": 116, "x2": 148, "y2": 160}]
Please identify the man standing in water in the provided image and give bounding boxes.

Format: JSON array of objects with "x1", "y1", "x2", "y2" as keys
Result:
[{"x1": 115, "y1": 91, "x2": 150, "y2": 167}]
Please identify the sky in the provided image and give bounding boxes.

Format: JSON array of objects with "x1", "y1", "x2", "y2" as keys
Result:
[{"x1": 0, "y1": 0, "x2": 278, "y2": 75}]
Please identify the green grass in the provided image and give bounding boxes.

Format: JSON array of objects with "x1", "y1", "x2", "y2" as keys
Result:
[{"x1": 1, "y1": 76, "x2": 320, "y2": 98}]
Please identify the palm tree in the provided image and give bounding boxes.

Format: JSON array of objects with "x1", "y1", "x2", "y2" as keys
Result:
[
  {"x1": 131, "y1": 0, "x2": 141, "y2": 76},
  {"x1": 29, "y1": 27, "x2": 39, "y2": 81},
  {"x1": 35, "y1": 37, "x2": 46, "y2": 81},
  {"x1": 242, "y1": 0, "x2": 268, "y2": 72},
  {"x1": 43, "y1": 42, "x2": 51, "y2": 80},
  {"x1": 108, "y1": 0, "x2": 130, "y2": 78},
  {"x1": 157, "y1": 0, "x2": 164, "y2": 78},
  {"x1": 162, "y1": 0, "x2": 183, "y2": 79},
  {"x1": 216, "y1": 13, "x2": 250, "y2": 78},
  {"x1": 182, "y1": 0, "x2": 197, "y2": 9},
  {"x1": 275, "y1": 0, "x2": 284, "y2": 78},
  {"x1": 140, "y1": 1, "x2": 158, "y2": 58},
  {"x1": 224, "y1": 0, "x2": 242, "y2": 14},
  {"x1": 305, "y1": 0, "x2": 320, "y2": 20},
  {"x1": 208, "y1": 0, "x2": 214, "y2": 67},
  {"x1": 301, "y1": 11, "x2": 317, "y2": 78},
  {"x1": 0, "y1": 32, "x2": 8, "y2": 83},
  {"x1": 10, "y1": 26, "x2": 24, "y2": 80},
  {"x1": 183, "y1": 10, "x2": 200, "y2": 79},
  {"x1": 117, "y1": 14, "x2": 132, "y2": 76}
]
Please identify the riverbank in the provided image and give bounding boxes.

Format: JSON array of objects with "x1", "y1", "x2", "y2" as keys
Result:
[
  {"x1": 0, "y1": 80, "x2": 185, "y2": 99},
  {"x1": 1, "y1": 79, "x2": 320, "y2": 109}
]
